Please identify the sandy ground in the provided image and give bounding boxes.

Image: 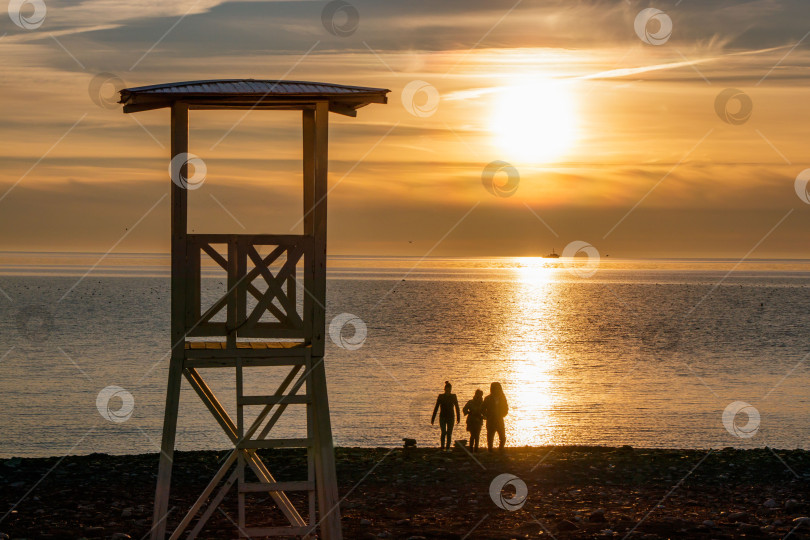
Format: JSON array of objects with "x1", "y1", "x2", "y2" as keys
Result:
[{"x1": 3, "y1": 446, "x2": 810, "y2": 539}]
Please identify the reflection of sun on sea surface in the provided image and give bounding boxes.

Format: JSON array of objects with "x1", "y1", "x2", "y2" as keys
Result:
[
  {"x1": 503, "y1": 258, "x2": 564, "y2": 446},
  {"x1": 490, "y1": 78, "x2": 578, "y2": 163}
]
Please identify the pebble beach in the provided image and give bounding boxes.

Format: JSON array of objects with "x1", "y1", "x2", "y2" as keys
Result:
[{"x1": 4, "y1": 446, "x2": 810, "y2": 539}]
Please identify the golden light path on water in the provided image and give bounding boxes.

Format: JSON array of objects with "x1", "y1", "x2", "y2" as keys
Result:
[{"x1": 502, "y1": 258, "x2": 563, "y2": 447}]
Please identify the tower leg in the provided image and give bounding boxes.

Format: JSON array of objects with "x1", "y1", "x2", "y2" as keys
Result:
[
  {"x1": 151, "y1": 354, "x2": 184, "y2": 539},
  {"x1": 310, "y1": 356, "x2": 342, "y2": 539}
]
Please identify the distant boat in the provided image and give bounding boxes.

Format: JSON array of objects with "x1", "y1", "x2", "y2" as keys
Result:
[{"x1": 545, "y1": 248, "x2": 560, "y2": 258}]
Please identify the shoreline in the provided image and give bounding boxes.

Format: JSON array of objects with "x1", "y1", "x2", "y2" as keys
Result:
[{"x1": 3, "y1": 446, "x2": 810, "y2": 539}]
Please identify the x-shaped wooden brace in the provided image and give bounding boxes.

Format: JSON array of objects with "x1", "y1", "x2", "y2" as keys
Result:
[
  {"x1": 168, "y1": 363, "x2": 313, "y2": 539},
  {"x1": 193, "y1": 242, "x2": 305, "y2": 332},
  {"x1": 242, "y1": 244, "x2": 305, "y2": 331}
]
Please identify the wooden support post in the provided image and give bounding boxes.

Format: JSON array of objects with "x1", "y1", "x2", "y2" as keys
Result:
[
  {"x1": 152, "y1": 102, "x2": 189, "y2": 540},
  {"x1": 302, "y1": 108, "x2": 316, "y2": 346},
  {"x1": 305, "y1": 353, "x2": 318, "y2": 535},
  {"x1": 311, "y1": 102, "x2": 328, "y2": 357},
  {"x1": 310, "y1": 355, "x2": 342, "y2": 539},
  {"x1": 309, "y1": 101, "x2": 342, "y2": 540}
]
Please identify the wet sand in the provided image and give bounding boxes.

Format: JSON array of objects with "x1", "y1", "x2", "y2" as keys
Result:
[{"x1": 2, "y1": 446, "x2": 810, "y2": 539}]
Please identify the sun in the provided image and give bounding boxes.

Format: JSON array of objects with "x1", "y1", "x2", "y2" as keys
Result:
[{"x1": 490, "y1": 78, "x2": 579, "y2": 164}]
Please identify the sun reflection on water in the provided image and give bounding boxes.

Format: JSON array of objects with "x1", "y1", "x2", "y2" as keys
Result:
[{"x1": 501, "y1": 257, "x2": 565, "y2": 446}]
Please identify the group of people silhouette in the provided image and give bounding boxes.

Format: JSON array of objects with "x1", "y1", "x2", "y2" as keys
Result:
[{"x1": 430, "y1": 381, "x2": 508, "y2": 452}]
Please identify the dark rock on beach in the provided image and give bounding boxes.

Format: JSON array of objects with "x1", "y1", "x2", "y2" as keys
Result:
[{"x1": 3, "y1": 446, "x2": 810, "y2": 539}]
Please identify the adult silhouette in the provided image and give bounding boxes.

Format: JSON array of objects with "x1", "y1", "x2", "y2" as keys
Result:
[
  {"x1": 462, "y1": 389, "x2": 484, "y2": 452},
  {"x1": 482, "y1": 382, "x2": 508, "y2": 451},
  {"x1": 431, "y1": 381, "x2": 460, "y2": 450}
]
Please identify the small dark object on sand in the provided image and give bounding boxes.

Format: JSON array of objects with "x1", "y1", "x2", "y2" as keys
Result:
[{"x1": 402, "y1": 438, "x2": 417, "y2": 448}]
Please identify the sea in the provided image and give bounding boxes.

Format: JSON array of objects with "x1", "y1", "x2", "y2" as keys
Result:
[{"x1": 1, "y1": 253, "x2": 810, "y2": 458}]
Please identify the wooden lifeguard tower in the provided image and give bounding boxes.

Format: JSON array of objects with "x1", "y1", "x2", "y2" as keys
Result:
[{"x1": 119, "y1": 80, "x2": 389, "y2": 539}]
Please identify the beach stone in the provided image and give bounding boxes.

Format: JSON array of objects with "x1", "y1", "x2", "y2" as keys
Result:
[
  {"x1": 377, "y1": 532, "x2": 392, "y2": 538},
  {"x1": 360, "y1": 519, "x2": 372, "y2": 526},
  {"x1": 792, "y1": 516, "x2": 810, "y2": 526},
  {"x1": 702, "y1": 520, "x2": 715, "y2": 527},
  {"x1": 739, "y1": 523, "x2": 761, "y2": 534},
  {"x1": 764, "y1": 498, "x2": 779, "y2": 508},
  {"x1": 786, "y1": 499, "x2": 802, "y2": 512},
  {"x1": 589, "y1": 509, "x2": 607, "y2": 522},
  {"x1": 121, "y1": 507, "x2": 133, "y2": 518},
  {"x1": 405, "y1": 537, "x2": 427, "y2": 540},
  {"x1": 110, "y1": 535, "x2": 131, "y2": 540},
  {"x1": 729, "y1": 511, "x2": 749, "y2": 522}
]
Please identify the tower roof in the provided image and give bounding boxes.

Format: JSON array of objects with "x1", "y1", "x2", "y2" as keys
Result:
[{"x1": 120, "y1": 79, "x2": 390, "y2": 116}]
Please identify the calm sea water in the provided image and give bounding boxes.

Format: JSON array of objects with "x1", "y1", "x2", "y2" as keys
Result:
[{"x1": 1, "y1": 254, "x2": 810, "y2": 457}]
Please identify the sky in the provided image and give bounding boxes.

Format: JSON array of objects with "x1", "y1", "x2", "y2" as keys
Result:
[{"x1": 1, "y1": 0, "x2": 810, "y2": 258}]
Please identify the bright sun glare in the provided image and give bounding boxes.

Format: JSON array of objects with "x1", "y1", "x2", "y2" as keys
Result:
[{"x1": 490, "y1": 79, "x2": 578, "y2": 163}]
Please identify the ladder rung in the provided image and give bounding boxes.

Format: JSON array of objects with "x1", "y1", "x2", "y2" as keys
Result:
[
  {"x1": 239, "y1": 481, "x2": 314, "y2": 493},
  {"x1": 240, "y1": 438, "x2": 312, "y2": 449},
  {"x1": 242, "y1": 526, "x2": 313, "y2": 537},
  {"x1": 238, "y1": 394, "x2": 309, "y2": 406},
  {"x1": 184, "y1": 357, "x2": 307, "y2": 368}
]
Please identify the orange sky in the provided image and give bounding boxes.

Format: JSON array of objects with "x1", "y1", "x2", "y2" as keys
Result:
[{"x1": 1, "y1": 0, "x2": 810, "y2": 258}]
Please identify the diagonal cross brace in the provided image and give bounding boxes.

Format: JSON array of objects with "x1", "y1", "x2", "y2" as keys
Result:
[{"x1": 173, "y1": 366, "x2": 308, "y2": 535}]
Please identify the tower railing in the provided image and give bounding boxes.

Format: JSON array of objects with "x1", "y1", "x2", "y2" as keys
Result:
[{"x1": 184, "y1": 234, "x2": 315, "y2": 345}]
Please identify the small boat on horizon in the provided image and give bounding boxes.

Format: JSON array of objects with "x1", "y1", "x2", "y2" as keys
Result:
[{"x1": 545, "y1": 248, "x2": 560, "y2": 258}]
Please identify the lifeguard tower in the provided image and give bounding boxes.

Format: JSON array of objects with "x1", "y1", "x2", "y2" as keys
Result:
[{"x1": 119, "y1": 80, "x2": 389, "y2": 539}]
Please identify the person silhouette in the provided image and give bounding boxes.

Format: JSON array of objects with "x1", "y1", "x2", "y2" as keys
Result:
[
  {"x1": 482, "y1": 382, "x2": 508, "y2": 452},
  {"x1": 431, "y1": 381, "x2": 460, "y2": 451},
  {"x1": 462, "y1": 389, "x2": 484, "y2": 452}
]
